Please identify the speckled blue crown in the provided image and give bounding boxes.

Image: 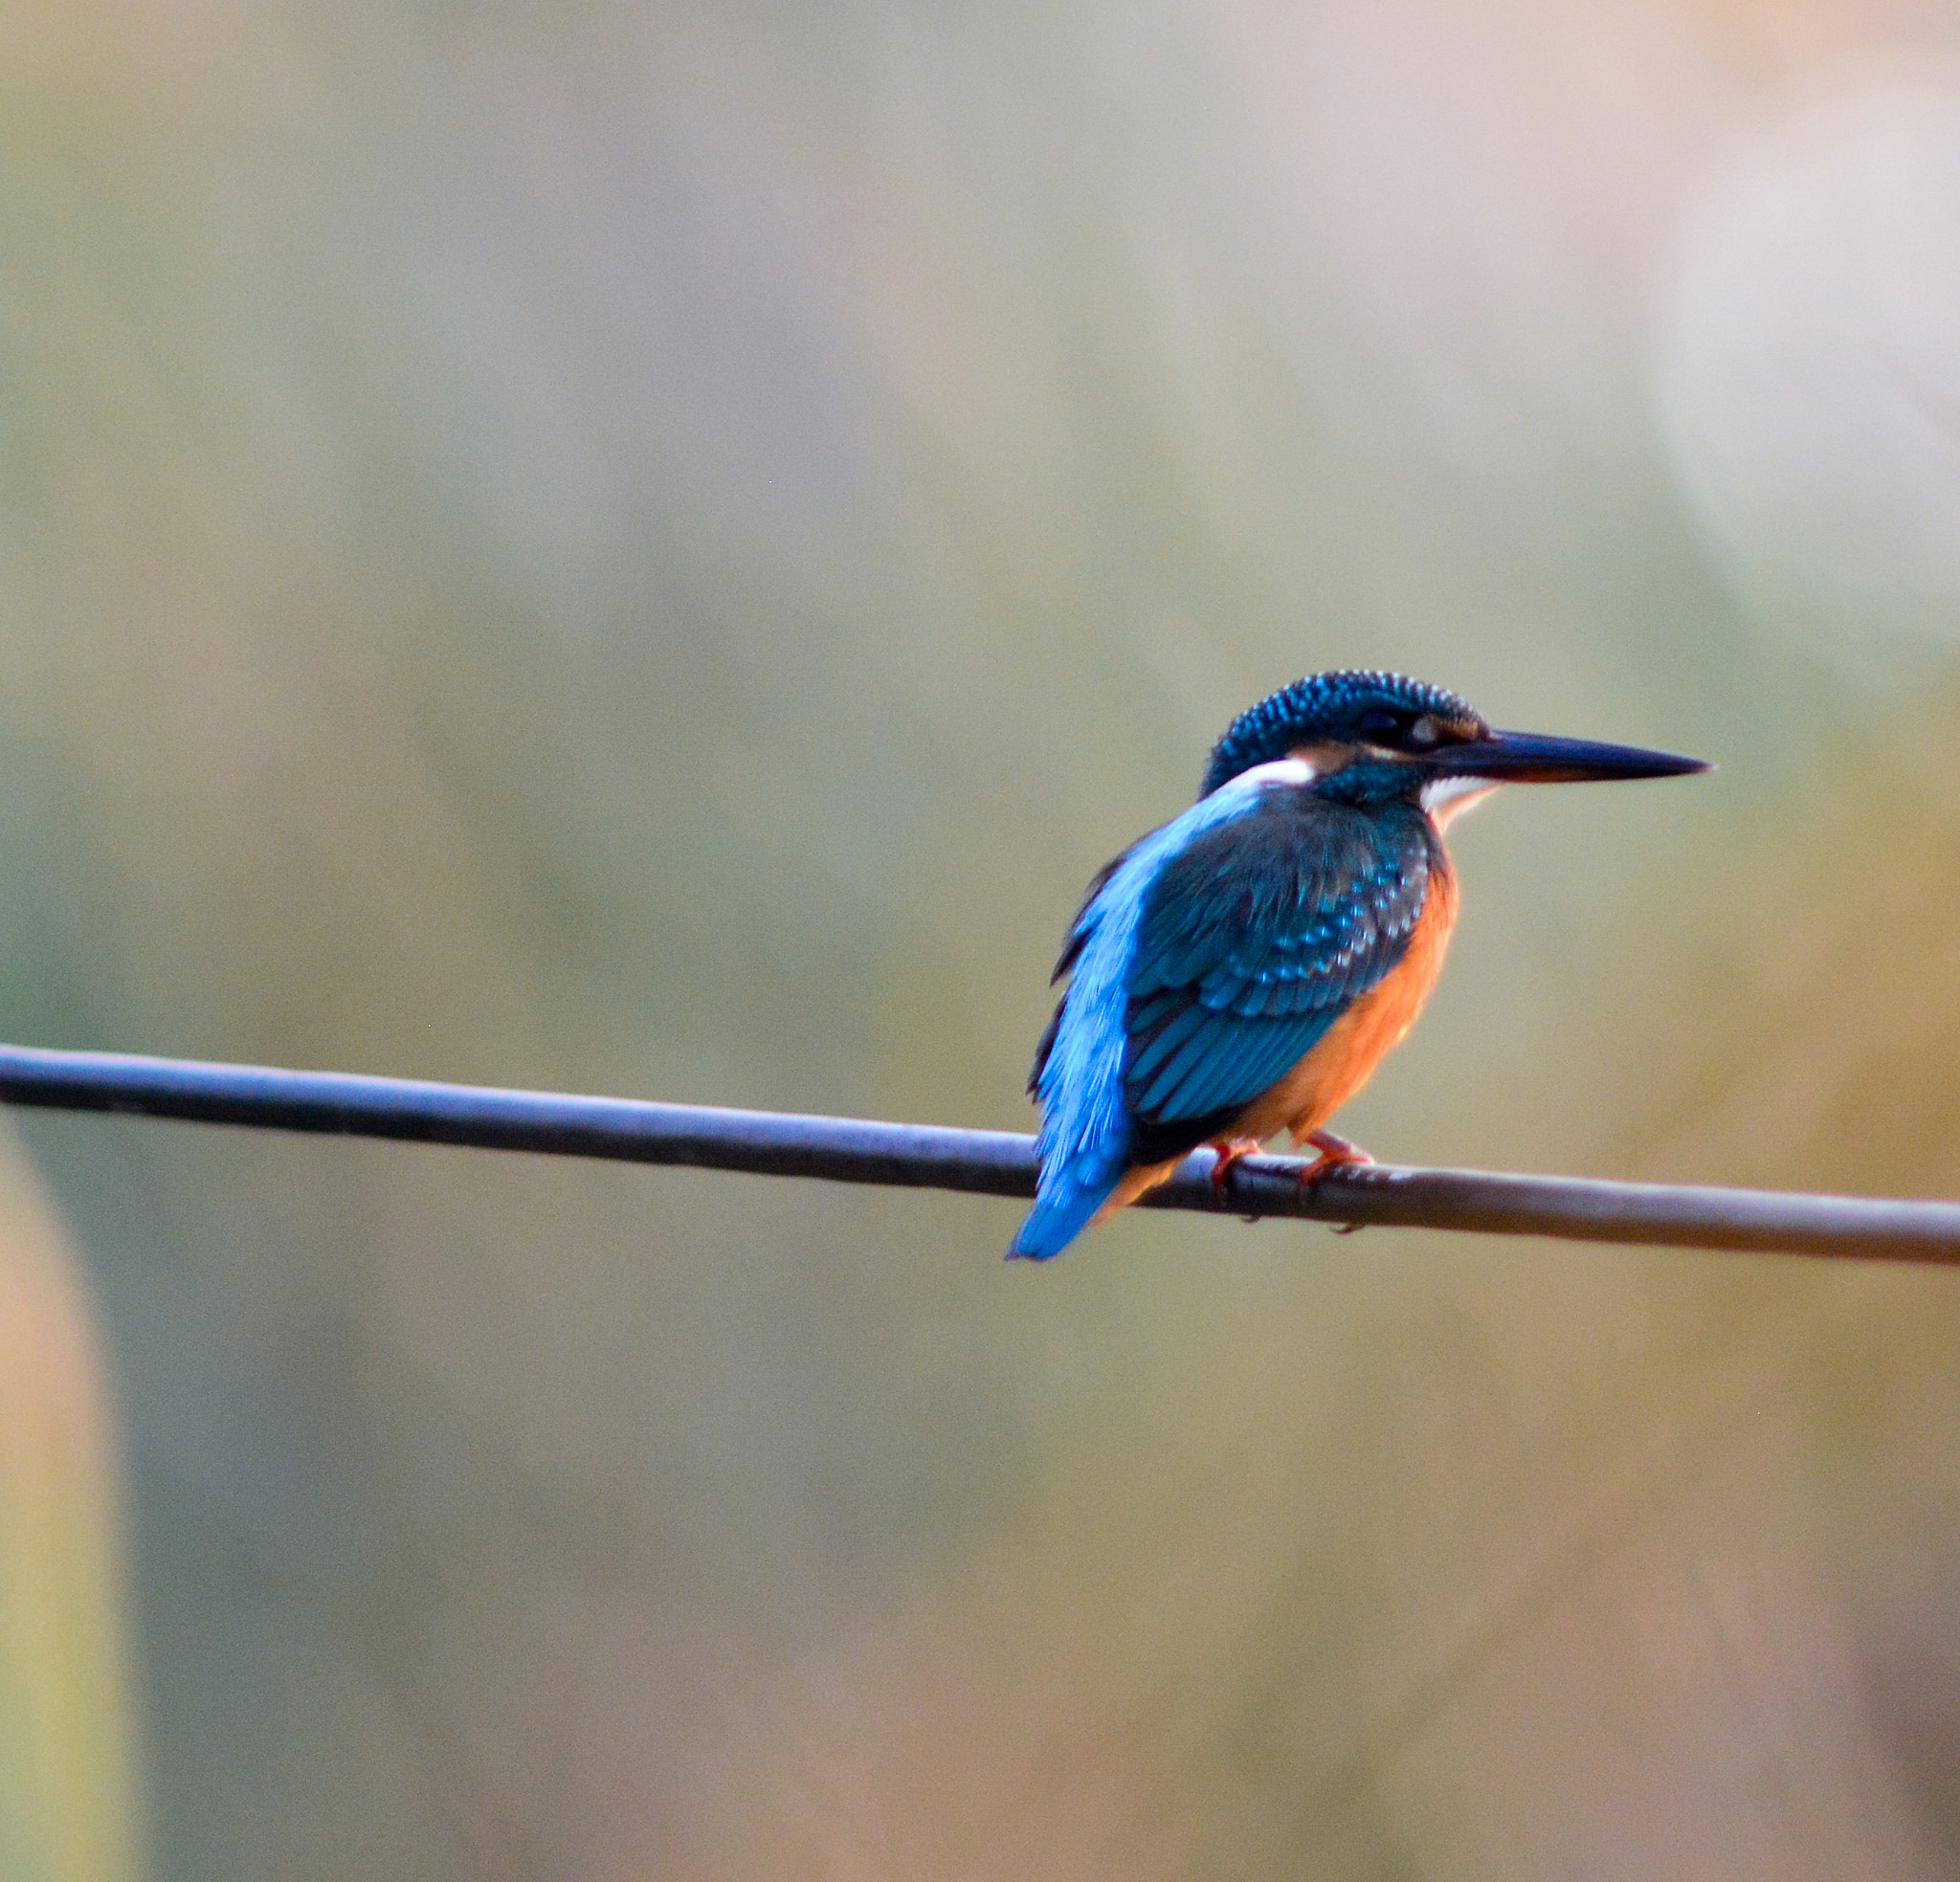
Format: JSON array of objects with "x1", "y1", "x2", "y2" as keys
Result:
[{"x1": 1200, "y1": 670, "x2": 1483, "y2": 796}]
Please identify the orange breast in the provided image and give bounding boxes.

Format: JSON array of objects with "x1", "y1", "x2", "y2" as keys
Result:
[{"x1": 1232, "y1": 853, "x2": 1459, "y2": 1145}]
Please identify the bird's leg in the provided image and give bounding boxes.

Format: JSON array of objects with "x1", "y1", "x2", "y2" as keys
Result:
[
  {"x1": 1295, "y1": 1128, "x2": 1375, "y2": 1187},
  {"x1": 1207, "y1": 1137, "x2": 1264, "y2": 1196}
]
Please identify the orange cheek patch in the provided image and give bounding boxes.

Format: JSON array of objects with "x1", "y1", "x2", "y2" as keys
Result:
[{"x1": 1286, "y1": 740, "x2": 1356, "y2": 779}]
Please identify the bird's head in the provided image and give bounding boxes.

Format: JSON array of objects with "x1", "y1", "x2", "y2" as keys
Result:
[{"x1": 1200, "y1": 670, "x2": 1707, "y2": 825}]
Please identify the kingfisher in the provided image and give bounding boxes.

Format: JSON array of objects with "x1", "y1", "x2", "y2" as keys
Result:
[{"x1": 1009, "y1": 670, "x2": 1707, "y2": 1261}]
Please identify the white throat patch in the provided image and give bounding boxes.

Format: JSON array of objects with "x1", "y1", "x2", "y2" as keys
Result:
[{"x1": 1420, "y1": 773, "x2": 1498, "y2": 830}]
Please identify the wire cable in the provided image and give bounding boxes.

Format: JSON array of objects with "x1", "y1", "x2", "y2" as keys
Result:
[{"x1": 0, "y1": 1042, "x2": 1952, "y2": 1263}]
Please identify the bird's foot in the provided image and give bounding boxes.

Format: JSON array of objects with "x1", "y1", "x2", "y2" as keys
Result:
[
  {"x1": 1297, "y1": 1130, "x2": 1374, "y2": 1233},
  {"x1": 1207, "y1": 1137, "x2": 1264, "y2": 1197},
  {"x1": 1296, "y1": 1128, "x2": 1375, "y2": 1187}
]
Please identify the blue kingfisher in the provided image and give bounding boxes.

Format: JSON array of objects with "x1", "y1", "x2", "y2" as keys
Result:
[{"x1": 1010, "y1": 670, "x2": 1707, "y2": 1260}]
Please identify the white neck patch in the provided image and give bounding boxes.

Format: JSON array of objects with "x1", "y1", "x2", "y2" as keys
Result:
[{"x1": 1217, "y1": 756, "x2": 1315, "y2": 798}]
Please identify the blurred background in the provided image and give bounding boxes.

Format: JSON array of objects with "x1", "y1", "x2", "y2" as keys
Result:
[{"x1": 3, "y1": 0, "x2": 1960, "y2": 1876}]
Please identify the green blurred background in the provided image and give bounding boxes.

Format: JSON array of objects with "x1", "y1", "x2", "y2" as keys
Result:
[{"x1": 5, "y1": 1, "x2": 1960, "y2": 1876}]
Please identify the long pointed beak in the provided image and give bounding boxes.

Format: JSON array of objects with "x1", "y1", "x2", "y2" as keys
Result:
[{"x1": 1429, "y1": 728, "x2": 1710, "y2": 785}]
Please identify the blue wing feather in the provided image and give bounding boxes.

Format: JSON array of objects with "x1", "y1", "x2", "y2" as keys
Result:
[{"x1": 1011, "y1": 770, "x2": 1437, "y2": 1260}]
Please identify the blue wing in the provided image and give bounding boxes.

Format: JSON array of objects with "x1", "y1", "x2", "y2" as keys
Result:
[{"x1": 1011, "y1": 782, "x2": 1435, "y2": 1260}]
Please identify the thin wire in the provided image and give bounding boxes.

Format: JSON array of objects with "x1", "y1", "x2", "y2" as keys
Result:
[{"x1": 0, "y1": 1042, "x2": 1953, "y2": 1263}]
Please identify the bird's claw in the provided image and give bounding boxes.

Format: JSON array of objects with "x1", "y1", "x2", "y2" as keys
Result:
[
  {"x1": 1296, "y1": 1129, "x2": 1373, "y2": 1233},
  {"x1": 1296, "y1": 1128, "x2": 1375, "y2": 1187},
  {"x1": 1207, "y1": 1138, "x2": 1264, "y2": 1198}
]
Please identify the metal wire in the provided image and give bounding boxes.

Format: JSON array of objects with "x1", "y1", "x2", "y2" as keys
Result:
[{"x1": 0, "y1": 1042, "x2": 1953, "y2": 1263}]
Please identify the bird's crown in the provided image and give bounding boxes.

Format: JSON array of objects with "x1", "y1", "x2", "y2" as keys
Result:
[{"x1": 1201, "y1": 671, "x2": 1485, "y2": 796}]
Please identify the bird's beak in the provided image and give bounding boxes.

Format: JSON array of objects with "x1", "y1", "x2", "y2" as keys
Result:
[{"x1": 1426, "y1": 728, "x2": 1710, "y2": 785}]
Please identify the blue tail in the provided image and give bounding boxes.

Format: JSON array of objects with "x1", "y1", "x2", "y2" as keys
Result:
[{"x1": 1008, "y1": 1167, "x2": 1120, "y2": 1262}]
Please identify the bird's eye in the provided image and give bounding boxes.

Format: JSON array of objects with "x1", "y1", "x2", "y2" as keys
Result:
[{"x1": 1409, "y1": 715, "x2": 1439, "y2": 746}]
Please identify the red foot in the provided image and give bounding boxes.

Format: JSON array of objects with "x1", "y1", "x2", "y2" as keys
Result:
[
  {"x1": 1207, "y1": 1137, "x2": 1265, "y2": 1196},
  {"x1": 1296, "y1": 1128, "x2": 1376, "y2": 1188}
]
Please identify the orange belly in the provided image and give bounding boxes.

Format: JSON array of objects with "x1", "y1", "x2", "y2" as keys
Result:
[{"x1": 1092, "y1": 854, "x2": 1459, "y2": 1222}]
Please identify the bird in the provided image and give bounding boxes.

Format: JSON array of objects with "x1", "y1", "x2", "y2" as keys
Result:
[{"x1": 1009, "y1": 670, "x2": 1707, "y2": 1261}]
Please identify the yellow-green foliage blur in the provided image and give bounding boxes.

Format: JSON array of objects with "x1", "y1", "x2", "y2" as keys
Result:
[{"x1": 3, "y1": 3, "x2": 1960, "y2": 1878}]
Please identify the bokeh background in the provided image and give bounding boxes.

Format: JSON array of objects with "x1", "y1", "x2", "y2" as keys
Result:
[{"x1": 5, "y1": 1, "x2": 1960, "y2": 1876}]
